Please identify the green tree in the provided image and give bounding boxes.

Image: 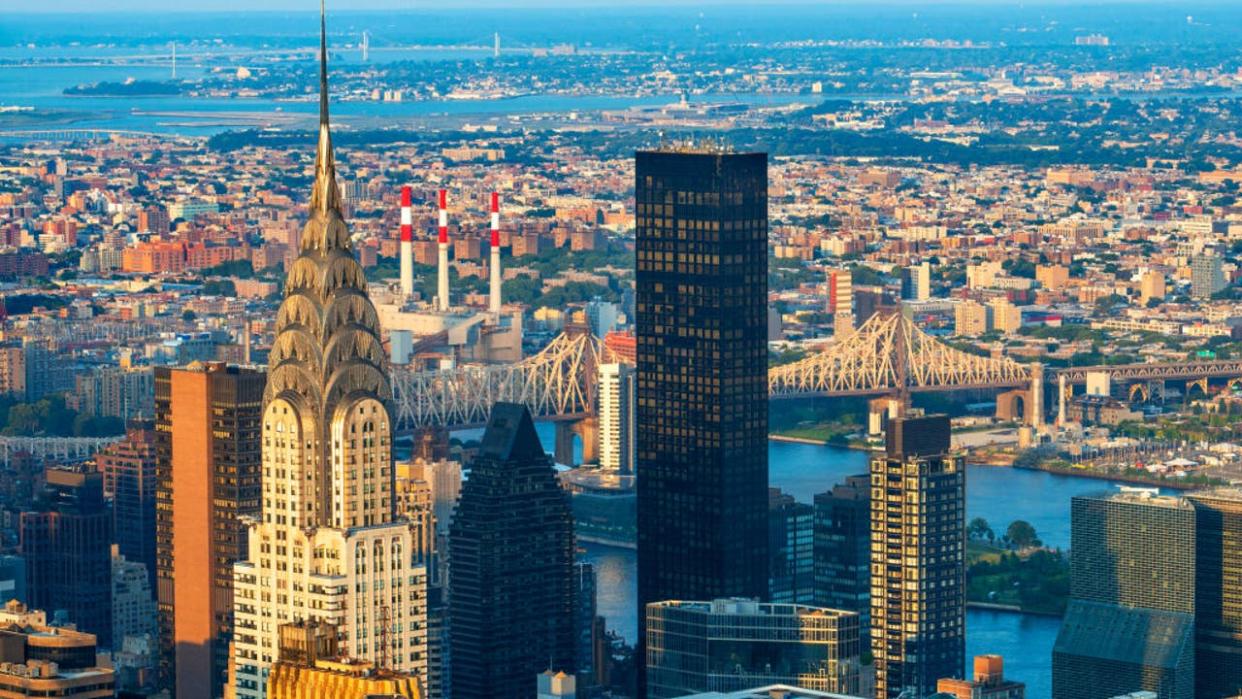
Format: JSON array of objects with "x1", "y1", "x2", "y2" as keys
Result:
[
  {"x1": 1095, "y1": 294, "x2": 1128, "y2": 312},
  {"x1": 1005, "y1": 520, "x2": 1042, "y2": 549},
  {"x1": 968, "y1": 517, "x2": 995, "y2": 543},
  {"x1": 501, "y1": 277, "x2": 542, "y2": 306},
  {"x1": 3, "y1": 403, "x2": 42, "y2": 435}
]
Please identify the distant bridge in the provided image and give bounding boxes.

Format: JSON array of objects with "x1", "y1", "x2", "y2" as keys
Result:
[
  {"x1": 1053, "y1": 360, "x2": 1242, "y2": 384},
  {"x1": 391, "y1": 330, "x2": 619, "y2": 432},
  {"x1": 1052, "y1": 359, "x2": 1242, "y2": 424},
  {"x1": 0, "y1": 129, "x2": 170, "y2": 142},
  {"x1": 0, "y1": 435, "x2": 121, "y2": 467},
  {"x1": 392, "y1": 310, "x2": 1047, "y2": 433},
  {"x1": 769, "y1": 311, "x2": 1037, "y2": 398}
]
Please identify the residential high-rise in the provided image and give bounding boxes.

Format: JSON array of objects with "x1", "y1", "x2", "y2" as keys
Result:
[
  {"x1": 1036, "y1": 264, "x2": 1070, "y2": 292},
  {"x1": 155, "y1": 362, "x2": 264, "y2": 697},
  {"x1": 1139, "y1": 270, "x2": 1166, "y2": 305},
  {"x1": 598, "y1": 362, "x2": 635, "y2": 475},
  {"x1": 768, "y1": 488, "x2": 814, "y2": 604},
  {"x1": 645, "y1": 598, "x2": 861, "y2": 698},
  {"x1": 635, "y1": 148, "x2": 770, "y2": 688},
  {"x1": 827, "y1": 268, "x2": 854, "y2": 335},
  {"x1": 74, "y1": 365, "x2": 155, "y2": 420},
  {"x1": 395, "y1": 456, "x2": 462, "y2": 699},
  {"x1": 19, "y1": 468, "x2": 113, "y2": 648},
  {"x1": 955, "y1": 299, "x2": 993, "y2": 336},
  {"x1": 1186, "y1": 488, "x2": 1242, "y2": 698},
  {"x1": 229, "y1": 12, "x2": 427, "y2": 698},
  {"x1": 97, "y1": 420, "x2": 158, "y2": 586},
  {"x1": 396, "y1": 456, "x2": 462, "y2": 579},
  {"x1": 20, "y1": 339, "x2": 73, "y2": 401},
  {"x1": 112, "y1": 550, "x2": 158, "y2": 666},
  {"x1": 870, "y1": 414, "x2": 965, "y2": 699},
  {"x1": 900, "y1": 261, "x2": 931, "y2": 301},
  {"x1": 989, "y1": 298, "x2": 1022, "y2": 334},
  {"x1": 449, "y1": 403, "x2": 577, "y2": 698},
  {"x1": 1190, "y1": 253, "x2": 1226, "y2": 298},
  {"x1": 1053, "y1": 490, "x2": 1196, "y2": 699},
  {"x1": 813, "y1": 474, "x2": 871, "y2": 633},
  {"x1": 0, "y1": 340, "x2": 25, "y2": 397}
]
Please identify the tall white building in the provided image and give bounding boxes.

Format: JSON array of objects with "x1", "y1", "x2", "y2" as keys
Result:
[
  {"x1": 111, "y1": 551, "x2": 157, "y2": 654},
  {"x1": 229, "y1": 12, "x2": 426, "y2": 699},
  {"x1": 901, "y1": 261, "x2": 931, "y2": 301},
  {"x1": 598, "y1": 362, "x2": 635, "y2": 475},
  {"x1": 585, "y1": 299, "x2": 621, "y2": 337},
  {"x1": 827, "y1": 268, "x2": 854, "y2": 337}
]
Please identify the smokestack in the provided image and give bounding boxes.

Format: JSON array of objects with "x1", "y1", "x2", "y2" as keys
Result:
[
  {"x1": 489, "y1": 192, "x2": 502, "y2": 314},
  {"x1": 400, "y1": 186, "x2": 414, "y2": 299},
  {"x1": 437, "y1": 188, "x2": 450, "y2": 312}
]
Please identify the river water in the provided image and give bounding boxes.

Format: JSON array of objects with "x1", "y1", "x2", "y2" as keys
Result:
[
  {"x1": 533, "y1": 428, "x2": 1158, "y2": 698},
  {"x1": 0, "y1": 56, "x2": 817, "y2": 136}
]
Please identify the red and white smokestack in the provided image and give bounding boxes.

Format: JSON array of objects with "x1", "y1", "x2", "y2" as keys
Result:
[
  {"x1": 437, "y1": 189, "x2": 450, "y2": 312},
  {"x1": 399, "y1": 186, "x2": 414, "y2": 299},
  {"x1": 489, "y1": 192, "x2": 502, "y2": 314}
]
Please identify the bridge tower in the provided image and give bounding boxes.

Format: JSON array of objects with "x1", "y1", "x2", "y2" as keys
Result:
[
  {"x1": 1058, "y1": 373, "x2": 1067, "y2": 427},
  {"x1": 1030, "y1": 362, "x2": 1044, "y2": 429},
  {"x1": 554, "y1": 416, "x2": 599, "y2": 467}
]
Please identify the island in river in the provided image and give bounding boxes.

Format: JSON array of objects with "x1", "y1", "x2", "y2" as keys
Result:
[{"x1": 64, "y1": 80, "x2": 182, "y2": 97}]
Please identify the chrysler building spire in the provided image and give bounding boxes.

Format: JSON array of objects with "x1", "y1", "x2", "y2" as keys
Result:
[
  {"x1": 229, "y1": 5, "x2": 426, "y2": 696},
  {"x1": 310, "y1": 0, "x2": 343, "y2": 228}
]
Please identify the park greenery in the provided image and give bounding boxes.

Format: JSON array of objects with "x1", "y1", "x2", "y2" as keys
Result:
[
  {"x1": 966, "y1": 518, "x2": 1069, "y2": 616},
  {"x1": 0, "y1": 394, "x2": 124, "y2": 438}
]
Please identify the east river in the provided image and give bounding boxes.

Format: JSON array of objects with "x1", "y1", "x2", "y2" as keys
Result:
[{"x1": 531, "y1": 427, "x2": 1163, "y2": 699}]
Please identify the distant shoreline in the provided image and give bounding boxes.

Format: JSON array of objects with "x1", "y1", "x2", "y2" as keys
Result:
[
  {"x1": 768, "y1": 434, "x2": 828, "y2": 445},
  {"x1": 1013, "y1": 463, "x2": 1205, "y2": 491},
  {"x1": 967, "y1": 601, "x2": 1062, "y2": 618}
]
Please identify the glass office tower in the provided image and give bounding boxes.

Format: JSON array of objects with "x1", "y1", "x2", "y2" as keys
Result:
[{"x1": 635, "y1": 147, "x2": 770, "y2": 690}]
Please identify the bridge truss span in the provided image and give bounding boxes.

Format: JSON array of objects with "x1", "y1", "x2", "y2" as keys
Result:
[
  {"x1": 391, "y1": 331, "x2": 620, "y2": 431},
  {"x1": 1054, "y1": 360, "x2": 1242, "y2": 384},
  {"x1": 0, "y1": 435, "x2": 121, "y2": 467},
  {"x1": 768, "y1": 312, "x2": 1034, "y2": 397}
]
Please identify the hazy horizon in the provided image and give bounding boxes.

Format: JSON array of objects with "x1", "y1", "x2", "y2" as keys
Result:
[{"x1": 1, "y1": 0, "x2": 1236, "y2": 14}]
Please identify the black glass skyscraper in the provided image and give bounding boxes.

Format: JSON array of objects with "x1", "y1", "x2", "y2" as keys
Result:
[
  {"x1": 19, "y1": 468, "x2": 114, "y2": 648},
  {"x1": 814, "y1": 474, "x2": 871, "y2": 633},
  {"x1": 1187, "y1": 488, "x2": 1242, "y2": 699},
  {"x1": 635, "y1": 148, "x2": 770, "y2": 688},
  {"x1": 449, "y1": 403, "x2": 576, "y2": 699}
]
